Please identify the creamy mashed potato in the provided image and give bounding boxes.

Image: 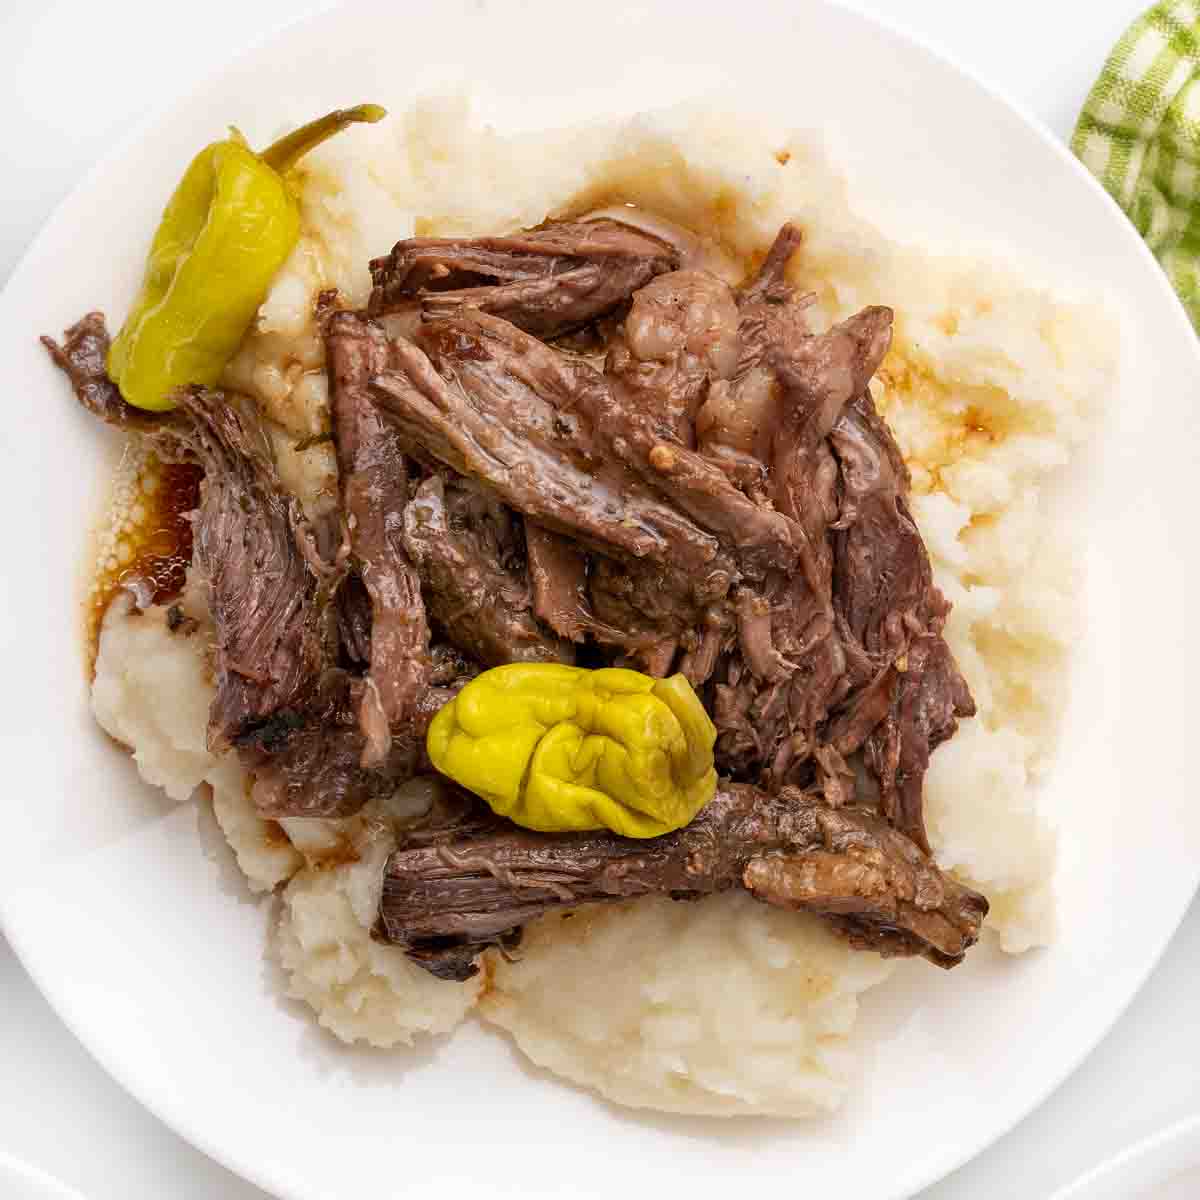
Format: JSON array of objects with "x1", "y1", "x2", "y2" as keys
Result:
[
  {"x1": 482, "y1": 893, "x2": 893, "y2": 1117},
  {"x1": 92, "y1": 595, "x2": 215, "y2": 803},
  {"x1": 276, "y1": 823, "x2": 482, "y2": 1047},
  {"x1": 89, "y1": 98, "x2": 1114, "y2": 1116}
]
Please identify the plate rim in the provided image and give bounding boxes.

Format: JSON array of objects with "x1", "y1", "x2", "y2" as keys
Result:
[
  {"x1": 0, "y1": 1151, "x2": 88, "y2": 1200},
  {"x1": 1051, "y1": 1114, "x2": 1200, "y2": 1199},
  {"x1": 2, "y1": 2, "x2": 1198, "y2": 1199}
]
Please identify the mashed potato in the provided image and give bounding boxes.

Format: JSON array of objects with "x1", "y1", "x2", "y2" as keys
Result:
[
  {"x1": 209, "y1": 757, "x2": 303, "y2": 895},
  {"x1": 91, "y1": 595, "x2": 215, "y2": 803},
  {"x1": 91, "y1": 590, "x2": 305, "y2": 893},
  {"x1": 89, "y1": 98, "x2": 1114, "y2": 1116},
  {"x1": 482, "y1": 894, "x2": 893, "y2": 1117},
  {"x1": 276, "y1": 824, "x2": 482, "y2": 1046}
]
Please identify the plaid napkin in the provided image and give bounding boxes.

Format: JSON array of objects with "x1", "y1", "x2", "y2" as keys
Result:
[{"x1": 1073, "y1": 1, "x2": 1200, "y2": 326}]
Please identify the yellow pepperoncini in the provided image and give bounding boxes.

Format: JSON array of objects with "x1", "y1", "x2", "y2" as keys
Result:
[
  {"x1": 107, "y1": 104, "x2": 386, "y2": 411},
  {"x1": 427, "y1": 664, "x2": 718, "y2": 838}
]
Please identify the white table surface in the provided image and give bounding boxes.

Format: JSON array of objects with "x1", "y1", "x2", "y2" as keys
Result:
[{"x1": 2, "y1": 2, "x2": 1196, "y2": 1197}]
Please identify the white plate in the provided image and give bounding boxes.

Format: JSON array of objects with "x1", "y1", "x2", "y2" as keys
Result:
[
  {"x1": 1053, "y1": 1116, "x2": 1200, "y2": 1200},
  {"x1": 0, "y1": 2, "x2": 1197, "y2": 1198},
  {"x1": 0, "y1": 1153, "x2": 85, "y2": 1200}
]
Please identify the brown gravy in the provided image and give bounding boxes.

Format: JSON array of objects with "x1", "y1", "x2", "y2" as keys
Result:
[{"x1": 86, "y1": 454, "x2": 201, "y2": 673}]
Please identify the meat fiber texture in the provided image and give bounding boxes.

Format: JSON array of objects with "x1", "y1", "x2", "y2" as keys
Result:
[{"x1": 88, "y1": 97, "x2": 1114, "y2": 1115}]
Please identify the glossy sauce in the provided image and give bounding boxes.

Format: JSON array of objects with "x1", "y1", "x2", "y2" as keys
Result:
[{"x1": 86, "y1": 453, "x2": 201, "y2": 673}]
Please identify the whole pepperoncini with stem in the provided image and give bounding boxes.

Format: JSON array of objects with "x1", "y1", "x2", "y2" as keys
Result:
[
  {"x1": 107, "y1": 104, "x2": 386, "y2": 411},
  {"x1": 427, "y1": 664, "x2": 718, "y2": 838}
]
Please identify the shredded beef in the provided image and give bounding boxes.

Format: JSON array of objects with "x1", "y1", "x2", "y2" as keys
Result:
[
  {"x1": 327, "y1": 311, "x2": 431, "y2": 763},
  {"x1": 41, "y1": 313, "x2": 164, "y2": 437},
  {"x1": 336, "y1": 572, "x2": 373, "y2": 667},
  {"x1": 599, "y1": 269, "x2": 801, "y2": 574},
  {"x1": 52, "y1": 213, "x2": 980, "y2": 969},
  {"x1": 180, "y1": 388, "x2": 339, "y2": 753},
  {"x1": 327, "y1": 308, "x2": 725, "y2": 582},
  {"x1": 523, "y1": 521, "x2": 592, "y2": 643},
  {"x1": 710, "y1": 307, "x2": 892, "y2": 784},
  {"x1": 369, "y1": 219, "x2": 679, "y2": 339},
  {"x1": 248, "y1": 673, "x2": 458, "y2": 819},
  {"x1": 403, "y1": 472, "x2": 571, "y2": 666},
  {"x1": 377, "y1": 782, "x2": 987, "y2": 979}
]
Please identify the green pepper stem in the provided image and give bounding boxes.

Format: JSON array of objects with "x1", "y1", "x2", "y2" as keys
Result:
[{"x1": 259, "y1": 103, "x2": 387, "y2": 173}]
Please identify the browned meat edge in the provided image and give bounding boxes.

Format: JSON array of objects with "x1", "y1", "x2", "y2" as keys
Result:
[{"x1": 377, "y1": 782, "x2": 987, "y2": 980}]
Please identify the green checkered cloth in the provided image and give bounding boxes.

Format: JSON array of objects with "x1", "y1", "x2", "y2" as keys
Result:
[{"x1": 1073, "y1": 1, "x2": 1200, "y2": 326}]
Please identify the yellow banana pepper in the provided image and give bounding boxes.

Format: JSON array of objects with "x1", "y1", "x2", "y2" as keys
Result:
[
  {"x1": 108, "y1": 104, "x2": 385, "y2": 411},
  {"x1": 427, "y1": 664, "x2": 718, "y2": 838}
]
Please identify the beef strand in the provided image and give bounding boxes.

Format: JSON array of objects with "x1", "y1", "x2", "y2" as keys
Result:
[
  {"x1": 327, "y1": 311, "x2": 431, "y2": 763},
  {"x1": 403, "y1": 473, "x2": 572, "y2": 666},
  {"x1": 179, "y1": 389, "x2": 339, "y2": 753},
  {"x1": 599, "y1": 268, "x2": 802, "y2": 575},
  {"x1": 248, "y1": 674, "x2": 457, "y2": 819},
  {"x1": 41, "y1": 313, "x2": 165, "y2": 437},
  {"x1": 829, "y1": 394, "x2": 976, "y2": 849},
  {"x1": 712, "y1": 308, "x2": 893, "y2": 782},
  {"x1": 524, "y1": 521, "x2": 600, "y2": 644},
  {"x1": 398, "y1": 309, "x2": 726, "y2": 573},
  {"x1": 335, "y1": 572, "x2": 374, "y2": 667},
  {"x1": 697, "y1": 223, "x2": 814, "y2": 479},
  {"x1": 369, "y1": 219, "x2": 679, "y2": 339},
  {"x1": 377, "y1": 782, "x2": 987, "y2": 980}
]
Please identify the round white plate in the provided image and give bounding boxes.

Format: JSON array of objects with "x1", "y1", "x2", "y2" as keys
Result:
[
  {"x1": 1, "y1": 2, "x2": 1197, "y2": 1198},
  {"x1": 0, "y1": 1154, "x2": 84, "y2": 1200},
  {"x1": 1053, "y1": 1116, "x2": 1200, "y2": 1200}
]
